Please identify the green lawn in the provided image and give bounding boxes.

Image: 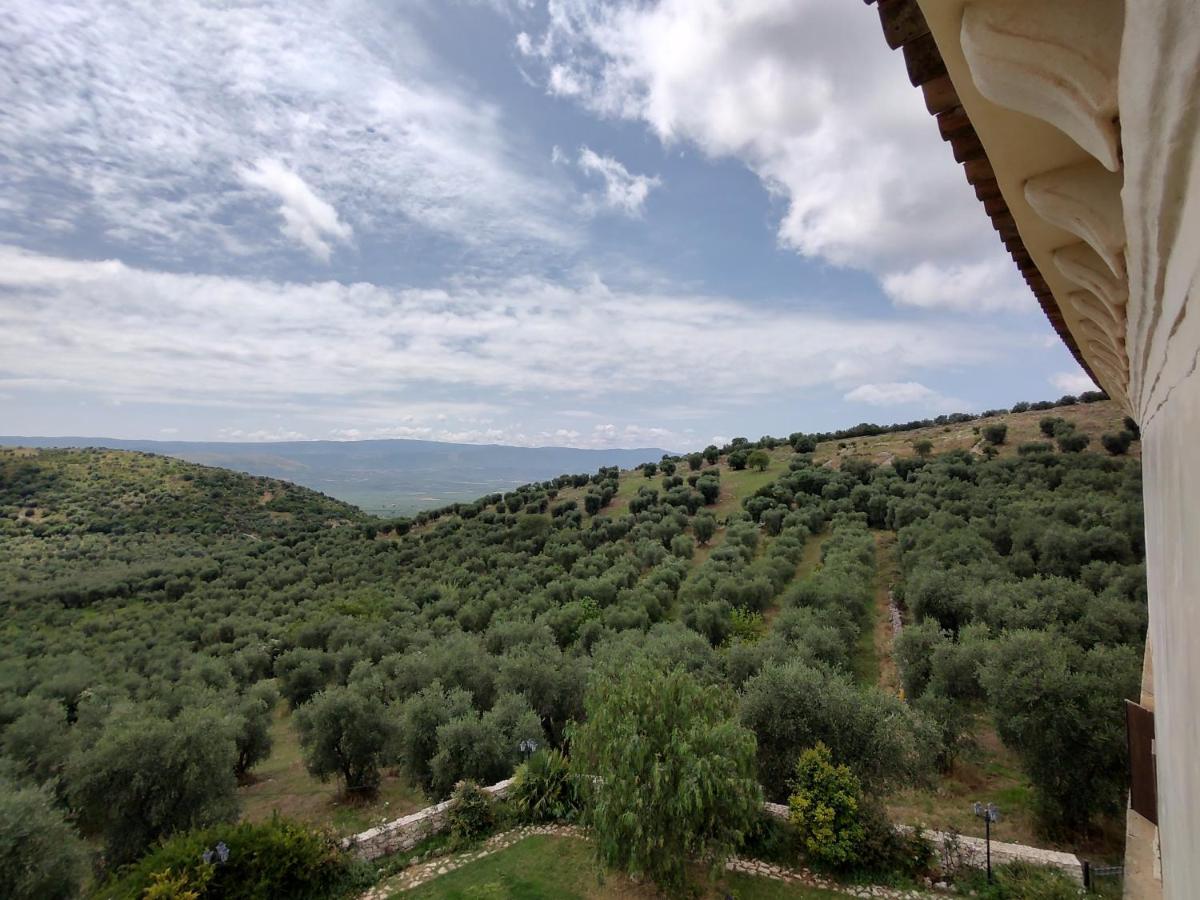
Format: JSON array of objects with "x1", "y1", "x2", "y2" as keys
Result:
[{"x1": 399, "y1": 835, "x2": 843, "y2": 900}]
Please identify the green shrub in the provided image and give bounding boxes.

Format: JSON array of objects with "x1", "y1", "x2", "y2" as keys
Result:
[
  {"x1": 741, "y1": 813, "x2": 800, "y2": 866},
  {"x1": 0, "y1": 780, "x2": 87, "y2": 900},
  {"x1": 1038, "y1": 417, "x2": 1064, "y2": 438},
  {"x1": 509, "y1": 749, "x2": 581, "y2": 823},
  {"x1": 729, "y1": 607, "x2": 766, "y2": 643},
  {"x1": 95, "y1": 817, "x2": 370, "y2": 900},
  {"x1": 1057, "y1": 432, "x2": 1091, "y2": 454},
  {"x1": 855, "y1": 802, "x2": 933, "y2": 878},
  {"x1": 787, "y1": 742, "x2": 866, "y2": 868},
  {"x1": 1018, "y1": 441, "x2": 1054, "y2": 455},
  {"x1": 982, "y1": 423, "x2": 1008, "y2": 446},
  {"x1": 1101, "y1": 431, "x2": 1134, "y2": 455},
  {"x1": 741, "y1": 661, "x2": 932, "y2": 799},
  {"x1": 957, "y1": 860, "x2": 1083, "y2": 899},
  {"x1": 447, "y1": 780, "x2": 495, "y2": 845}
]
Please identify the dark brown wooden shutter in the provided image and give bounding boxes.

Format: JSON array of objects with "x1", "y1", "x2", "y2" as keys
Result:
[{"x1": 1125, "y1": 700, "x2": 1158, "y2": 825}]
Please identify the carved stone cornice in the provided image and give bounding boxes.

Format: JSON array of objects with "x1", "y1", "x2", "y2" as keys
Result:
[{"x1": 960, "y1": 0, "x2": 1123, "y2": 171}]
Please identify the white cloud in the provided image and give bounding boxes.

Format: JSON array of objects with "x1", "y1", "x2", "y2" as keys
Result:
[
  {"x1": 844, "y1": 381, "x2": 960, "y2": 411},
  {"x1": 0, "y1": 245, "x2": 1013, "y2": 443},
  {"x1": 882, "y1": 259, "x2": 1033, "y2": 313},
  {"x1": 218, "y1": 427, "x2": 309, "y2": 442},
  {"x1": 0, "y1": 0, "x2": 575, "y2": 264},
  {"x1": 1050, "y1": 371, "x2": 1097, "y2": 394},
  {"x1": 576, "y1": 147, "x2": 661, "y2": 216},
  {"x1": 237, "y1": 159, "x2": 352, "y2": 262},
  {"x1": 521, "y1": 0, "x2": 1023, "y2": 312}
]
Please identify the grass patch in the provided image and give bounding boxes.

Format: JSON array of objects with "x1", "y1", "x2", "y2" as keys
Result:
[
  {"x1": 866, "y1": 531, "x2": 899, "y2": 692},
  {"x1": 399, "y1": 835, "x2": 842, "y2": 900},
  {"x1": 885, "y1": 716, "x2": 1124, "y2": 859},
  {"x1": 811, "y1": 400, "x2": 1133, "y2": 469},
  {"x1": 238, "y1": 705, "x2": 425, "y2": 836},
  {"x1": 711, "y1": 458, "x2": 787, "y2": 519}
]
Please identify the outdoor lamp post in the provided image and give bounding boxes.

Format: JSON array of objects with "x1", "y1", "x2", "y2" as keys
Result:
[
  {"x1": 518, "y1": 738, "x2": 539, "y2": 760},
  {"x1": 973, "y1": 802, "x2": 1001, "y2": 883}
]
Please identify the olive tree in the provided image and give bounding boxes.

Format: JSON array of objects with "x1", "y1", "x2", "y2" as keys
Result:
[
  {"x1": 571, "y1": 663, "x2": 761, "y2": 892},
  {"x1": 747, "y1": 449, "x2": 771, "y2": 471},
  {"x1": 295, "y1": 685, "x2": 396, "y2": 796},
  {"x1": 68, "y1": 706, "x2": 239, "y2": 866},
  {"x1": 1101, "y1": 431, "x2": 1133, "y2": 455},
  {"x1": 981, "y1": 631, "x2": 1138, "y2": 832},
  {"x1": 982, "y1": 423, "x2": 1008, "y2": 446},
  {"x1": 740, "y1": 661, "x2": 932, "y2": 800},
  {"x1": 1057, "y1": 431, "x2": 1091, "y2": 453},
  {"x1": 396, "y1": 682, "x2": 474, "y2": 792},
  {"x1": 0, "y1": 780, "x2": 87, "y2": 900},
  {"x1": 234, "y1": 682, "x2": 277, "y2": 778}
]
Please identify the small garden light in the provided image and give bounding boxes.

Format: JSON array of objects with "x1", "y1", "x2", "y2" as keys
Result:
[{"x1": 972, "y1": 802, "x2": 1000, "y2": 883}]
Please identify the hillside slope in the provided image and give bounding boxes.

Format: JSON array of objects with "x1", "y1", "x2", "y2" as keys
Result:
[
  {"x1": 545, "y1": 400, "x2": 1134, "y2": 526},
  {"x1": 0, "y1": 437, "x2": 670, "y2": 515},
  {"x1": 0, "y1": 398, "x2": 1145, "y2": 879},
  {"x1": 1, "y1": 447, "x2": 363, "y2": 535},
  {"x1": 0, "y1": 448, "x2": 363, "y2": 610}
]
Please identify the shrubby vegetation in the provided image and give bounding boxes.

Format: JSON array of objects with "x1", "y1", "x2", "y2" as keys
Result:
[
  {"x1": 92, "y1": 818, "x2": 370, "y2": 900},
  {"x1": 787, "y1": 743, "x2": 866, "y2": 868},
  {"x1": 0, "y1": 398, "x2": 1144, "y2": 882},
  {"x1": 509, "y1": 748, "x2": 580, "y2": 824}
]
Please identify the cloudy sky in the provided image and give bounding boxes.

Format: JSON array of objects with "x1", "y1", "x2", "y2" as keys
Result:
[{"x1": 0, "y1": 0, "x2": 1095, "y2": 450}]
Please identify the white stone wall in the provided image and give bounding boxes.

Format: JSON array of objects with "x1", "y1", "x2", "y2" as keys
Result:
[
  {"x1": 352, "y1": 782, "x2": 1084, "y2": 882},
  {"x1": 342, "y1": 779, "x2": 513, "y2": 861},
  {"x1": 764, "y1": 801, "x2": 1082, "y2": 881}
]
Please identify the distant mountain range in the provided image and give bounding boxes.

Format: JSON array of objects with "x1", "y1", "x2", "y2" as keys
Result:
[{"x1": 0, "y1": 436, "x2": 669, "y2": 515}]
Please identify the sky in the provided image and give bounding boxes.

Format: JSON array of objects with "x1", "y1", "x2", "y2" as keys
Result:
[{"x1": 0, "y1": 0, "x2": 1097, "y2": 451}]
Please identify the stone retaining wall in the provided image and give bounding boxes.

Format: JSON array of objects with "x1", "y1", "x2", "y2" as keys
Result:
[
  {"x1": 348, "y1": 778, "x2": 1081, "y2": 884},
  {"x1": 342, "y1": 779, "x2": 512, "y2": 860},
  {"x1": 763, "y1": 802, "x2": 1083, "y2": 883},
  {"x1": 921, "y1": 829, "x2": 1083, "y2": 884}
]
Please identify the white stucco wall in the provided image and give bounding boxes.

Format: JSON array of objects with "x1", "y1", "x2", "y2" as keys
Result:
[{"x1": 1140, "y1": 376, "x2": 1200, "y2": 896}]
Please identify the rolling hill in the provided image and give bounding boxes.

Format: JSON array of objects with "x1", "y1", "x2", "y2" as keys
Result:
[
  {"x1": 0, "y1": 436, "x2": 669, "y2": 515},
  {"x1": 0, "y1": 395, "x2": 1144, "y2": 889}
]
